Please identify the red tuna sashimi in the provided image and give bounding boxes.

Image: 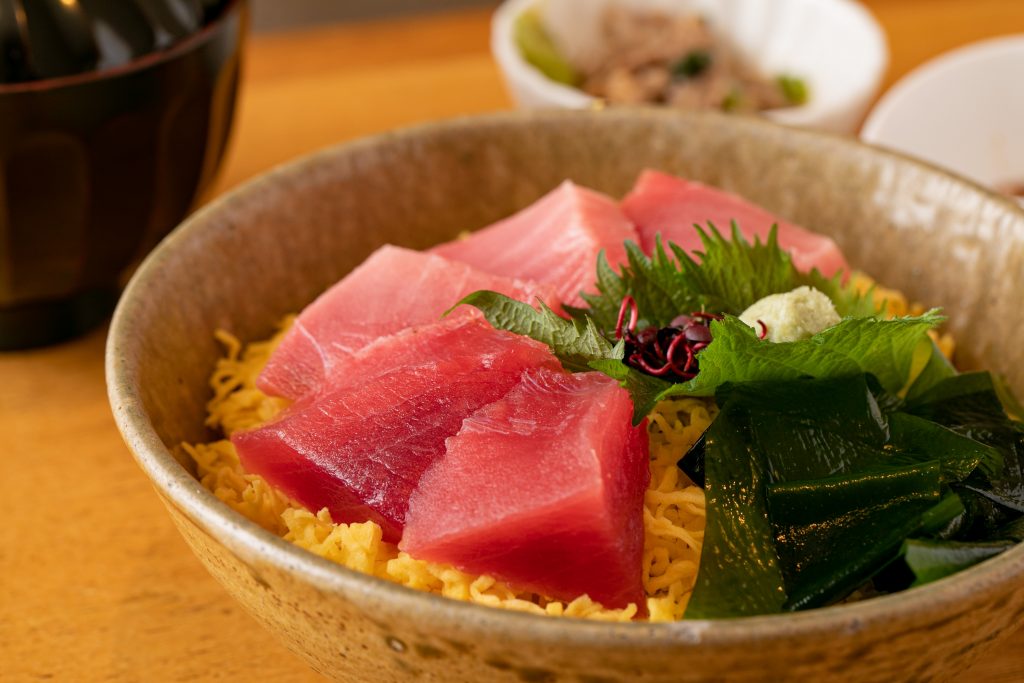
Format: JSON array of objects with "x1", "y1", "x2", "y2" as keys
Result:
[
  {"x1": 233, "y1": 319, "x2": 560, "y2": 543},
  {"x1": 401, "y1": 368, "x2": 650, "y2": 610},
  {"x1": 621, "y1": 170, "x2": 848, "y2": 277},
  {"x1": 257, "y1": 245, "x2": 557, "y2": 400},
  {"x1": 320, "y1": 316, "x2": 534, "y2": 391},
  {"x1": 431, "y1": 181, "x2": 637, "y2": 309}
]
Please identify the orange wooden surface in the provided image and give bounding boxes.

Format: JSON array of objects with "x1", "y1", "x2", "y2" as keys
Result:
[{"x1": 3, "y1": 3, "x2": 1024, "y2": 681}]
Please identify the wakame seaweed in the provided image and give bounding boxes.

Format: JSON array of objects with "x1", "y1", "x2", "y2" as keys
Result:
[
  {"x1": 907, "y1": 372, "x2": 1024, "y2": 512},
  {"x1": 770, "y1": 462, "x2": 942, "y2": 610},
  {"x1": 684, "y1": 373, "x2": 1024, "y2": 618},
  {"x1": 684, "y1": 406, "x2": 787, "y2": 618}
]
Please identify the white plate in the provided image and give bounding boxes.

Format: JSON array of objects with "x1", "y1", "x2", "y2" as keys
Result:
[{"x1": 862, "y1": 34, "x2": 1024, "y2": 204}]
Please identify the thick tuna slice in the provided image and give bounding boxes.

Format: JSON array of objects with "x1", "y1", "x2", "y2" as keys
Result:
[
  {"x1": 233, "y1": 319, "x2": 561, "y2": 542},
  {"x1": 401, "y1": 368, "x2": 650, "y2": 610},
  {"x1": 431, "y1": 181, "x2": 638, "y2": 309},
  {"x1": 257, "y1": 245, "x2": 557, "y2": 400},
  {"x1": 622, "y1": 170, "x2": 849, "y2": 277}
]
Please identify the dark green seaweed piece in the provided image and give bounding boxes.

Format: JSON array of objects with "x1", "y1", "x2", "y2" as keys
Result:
[
  {"x1": 587, "y1": 358, "x2": 672, "y2": 425},
  {"x1": 718, "y1": 375, "x2": 890, "y2": 482},
  {"x1": 919, "y1": 491, "x2": 968, "y2": 538},
  {"x1": 679, "y1": 431, "x2": 707, "y2": 488},
  {"x1": 685, "y1": 407, "x2": 787, "y2": 618},
  {"x1": 908, "y1": 512, "x2": 1024, "y2": 588},
  {"x1": 950, "y1": 487, "x2": 1018, "y2": 538},
  {"x1": 886, "y1": 413, "x2": 1002, "y2": 481},
  {"x1": 907, "y1": 372, "x2": 1024, "y2": 512},
  {"x1": 685, "y1": 373, "x2": 1013, "y2": 617},
  {"x1": 902, "y1": 539, "x2": 1013, "y2": 586},
  {"x1": 768, "y1": 462, "x2": 942, "y2": 610}
]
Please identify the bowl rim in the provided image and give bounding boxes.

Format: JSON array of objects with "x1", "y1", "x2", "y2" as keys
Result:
[
  {"x1": 490, "y1": 0, "x2": 889, "y2": 131},
  {"x1": 861, "y1": 33, "x2": 1024, "y2": 146},
  {"x1": 107, "y1": 108, "x2": 1024, "y2": 646},
  {"x1": 0, "y1": 0, "x2": 244, "y2": 95}
]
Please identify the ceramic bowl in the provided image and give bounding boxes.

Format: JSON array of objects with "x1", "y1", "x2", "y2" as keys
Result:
[
  {"x1": 491, "y1": 0, "x2": 889, "y2": 134},
  {"x1": 861, "y1": 35, "x2": 1024, "y2": 203},
  {"x1": 107, "y1": 109, "x2": 1024, "y2": 683}
]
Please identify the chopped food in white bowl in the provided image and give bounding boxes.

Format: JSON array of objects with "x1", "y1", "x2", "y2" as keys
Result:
[{"x1": 492, "y1": 0, "x2": 889, "y2": 134}]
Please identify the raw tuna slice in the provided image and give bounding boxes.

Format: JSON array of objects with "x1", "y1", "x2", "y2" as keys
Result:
[
  {"x1": 401, "y1": 368, "x2": 650, "y2": 610},
  {"x1": 233, "y1": 319, "x2": 561, "y2": 543},
  {"x1": 257, "y1": 245, "x2": 558, "y2": 400},
  {"x1": 622, "y1": 170, "x2": 849, "y2": 277},
  {"x1": 431, "y1": 181, "x2": 638, "y2": 309}
]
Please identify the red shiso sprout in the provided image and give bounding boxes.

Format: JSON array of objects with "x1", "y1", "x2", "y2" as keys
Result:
[
  {"x1": 616, "y1": 297, "x2": 720, "y2": 382},
  {"x1": 615, "y1": 295, "x2": 639, "y2": 340}
]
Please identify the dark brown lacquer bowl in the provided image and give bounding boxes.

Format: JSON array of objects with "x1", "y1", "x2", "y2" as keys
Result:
[
  {"x1": 0, "y1": 0, "x2": 245, "y2": 350},
  {"x1": 106, "y1": 110, "x2": 1024, "y2": 683}
]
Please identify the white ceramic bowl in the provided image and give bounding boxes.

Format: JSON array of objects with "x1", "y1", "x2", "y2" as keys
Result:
[
  {"x1": 862, "y1": 35, "x2": 1024, "y2": 202},
  {"x1": 491, "y1": 0, "x2": 889, "y2": 134}
]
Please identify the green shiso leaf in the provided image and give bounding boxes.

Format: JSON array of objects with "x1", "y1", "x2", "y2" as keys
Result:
[
  {"x1": 572, "y1": 223, "x2": 879, "y2": 333},
  {"x1": 513, "y1": 8, "x2": 579, "y2": 86},
  {"x1": 802, "y1": 268, "x2": 883, "y2": 319},
  {"x1": 666, "y1": 224, "x2": 799, "y2": 315},
  {"x1": 567, "y1": 250, "x2": 628, "y2": 337},
  {"x1": 451, "y1": 290, "x2": 613, "y2": 372},
  {"x1": 655, "y1": 311, "x2": 944, "y2": 400},
  {"x1": 994, "y1": 373, "x2": 1024, "y2": 420},
  {"x1": 587, "y1": 359, "x2": 671, "y2": 425},
  {"x1": 569, "y1": 229, "x2": 938, "y2": 415},
  {"x1": 621, "y1": 240, "x2": 705, "y2": 331},
  {"x1": 904, "y1": 337, "x2": 957, "y2": 401}
]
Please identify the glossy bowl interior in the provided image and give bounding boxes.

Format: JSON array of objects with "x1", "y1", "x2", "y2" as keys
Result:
[{"x1": 107, "y1": 109, "x2": 1024, "y2": 683}]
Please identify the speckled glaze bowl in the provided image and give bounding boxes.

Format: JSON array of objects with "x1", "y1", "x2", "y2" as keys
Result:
[{"x1": 107, "y1": 109, "x2": 1024, "y2": 683}]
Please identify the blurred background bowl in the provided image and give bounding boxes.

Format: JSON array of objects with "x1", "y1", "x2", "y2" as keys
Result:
[
  {"x1": 108, "y1": 109, "x2": 1024, "y2": 683},
  {"x1": 491, "y1": 0, "x2": 889, "y2": 134},
  {"x1": 0, "y1": 0, "x2": 245, "y2": 350},
  {"x1": 861, "y1": 34, "x2": 1024, "y2": 203}
]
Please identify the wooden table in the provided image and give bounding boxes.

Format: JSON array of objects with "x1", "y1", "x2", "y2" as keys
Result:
[{"x1": 3, "y1": 3, "x2": 1024, "y2": 680}]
